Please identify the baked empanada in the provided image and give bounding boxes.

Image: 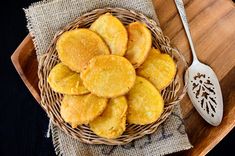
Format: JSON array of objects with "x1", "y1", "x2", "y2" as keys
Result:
[
  {"x1": 56, "y1": 29, "x2": 110, "y2": 72},
  {"x1": 47, "y1": 63, "x2": 89, "y2": 95},
  {"x1": 81, "y1": 55, "x2": 136, "y2": 98},
  {"x1": 90, "y1": 13, "x2": 128, "y2": 56},
  {"x1": 60, "y1": 94, "x2": 107, "y2": 128},
  {"x1": 126, "y1": 76, "x2": 164, "y2": 125},
  {"x1": 137, "y1": 48, "x2": 176, "y2": 90},
  {"x1": 90, "y1": 96, "x2": 127, "y2": 139},
  {"x1": 125, "y1": 22, "x2": 152, "y2": 68}
]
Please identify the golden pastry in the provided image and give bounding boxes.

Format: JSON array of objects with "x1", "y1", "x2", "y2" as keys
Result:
[
  {"x1": 60, "y1": 94, "x2": 107, "y2": 128},
  {"x1": 90, "y1": 13, "x2": 128, "y2": 56},
  {"x1": 137, "y1": 48, "x2": 176, "y2": 90},
  {"x1": 125, "y1": 22, "x2": 152, "y2": 68},
  {"x1": 90, "y1": 96, "x2": 127, "y2": 139},
  {"x1": 81, "y1": 55, "x2": 136, "y2": 98},
  {"x1": 47, "y1": 63, "x2": 89, "y2": 95},
  {"x1": 126, "y1": 76, "x2": 164, "y2": 125},
  {"x1": 56, "y1": 28, "x2": 110, "y2": 72}
]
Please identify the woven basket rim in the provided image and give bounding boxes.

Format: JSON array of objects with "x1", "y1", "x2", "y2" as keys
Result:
[{"x1": 38, "y1": 7, "x2": 188, "y2": 145}]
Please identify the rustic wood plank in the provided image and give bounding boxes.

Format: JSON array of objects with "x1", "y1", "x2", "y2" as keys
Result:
[
  {"x1": 153, "y1": 0, "x2": 235, "y2": 155},
  {"x1": 11, "y1": 34, "x2": 41, "y2": 103}
]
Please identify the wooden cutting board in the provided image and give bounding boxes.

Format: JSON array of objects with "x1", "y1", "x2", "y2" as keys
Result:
[{"x1": 11, "y1": 0, "x2": 235, "y2": 155}]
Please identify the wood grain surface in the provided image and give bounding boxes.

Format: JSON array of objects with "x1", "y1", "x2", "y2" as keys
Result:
[
  {"x1": 11, "y1": 34, "x2": 40, "y2": 103},
  {"x1": 11, "y1": 0, "x2": 235, "y2": 155},
  {"x1": 153, "y1": 0, "x2": 235, "y2": 155}
]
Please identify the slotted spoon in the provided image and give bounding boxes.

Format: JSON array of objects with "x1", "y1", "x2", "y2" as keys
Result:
[{"x1": 174, "y1": 0, "x2": 223, "y2": 126}]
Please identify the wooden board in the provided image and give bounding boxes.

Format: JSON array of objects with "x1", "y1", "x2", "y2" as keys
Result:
[
  {"x1": 153, "y1": 0, "x2": 235, "y2": 155},
  {"x1": 11, "y1": 34, "x2": 40, "y2": 103},
  {"x1": 11, "y1": 0, "x2": 235, "y2": 155}
]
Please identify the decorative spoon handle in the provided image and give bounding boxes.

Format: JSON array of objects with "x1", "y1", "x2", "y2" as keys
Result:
[{"x1": 174, "y1": 0, "x2": 198, "y2": 61}]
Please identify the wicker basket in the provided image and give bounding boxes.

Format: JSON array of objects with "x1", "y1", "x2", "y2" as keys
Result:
[{"x1": 38, "y1": 7, "x2": 188, "y2": 145}]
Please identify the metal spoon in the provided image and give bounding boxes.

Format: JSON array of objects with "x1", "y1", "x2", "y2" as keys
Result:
[{"x1": 174, "y1": 0, "x2": 223, "y2": 126}]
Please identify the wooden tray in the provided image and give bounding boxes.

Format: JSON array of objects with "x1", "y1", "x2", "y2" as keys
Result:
[{"x1": 11, "y1": 0, "x2": 235, "y2": 155}]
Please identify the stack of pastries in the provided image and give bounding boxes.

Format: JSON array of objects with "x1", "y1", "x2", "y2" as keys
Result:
[{"x1": 47, "y1": 13, "x2": 176, "y2": 139}]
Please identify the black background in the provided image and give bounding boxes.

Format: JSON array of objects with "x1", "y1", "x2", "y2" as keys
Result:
[{"x1": 0, "y1": 0, "x2": 234, "y2": 156}]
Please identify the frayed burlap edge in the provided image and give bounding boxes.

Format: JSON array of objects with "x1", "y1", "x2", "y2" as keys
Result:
[
  {"x1": 23, "y1": 0, "x2": 53, "y2": 61},
  {"x1": 51, "y1": 124, "x2": 64, "y2": 156}
]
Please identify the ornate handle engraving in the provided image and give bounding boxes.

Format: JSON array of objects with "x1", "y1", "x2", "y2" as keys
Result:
[{"x1": 174, "y1": 0, "x2": 198, "y2": 61}]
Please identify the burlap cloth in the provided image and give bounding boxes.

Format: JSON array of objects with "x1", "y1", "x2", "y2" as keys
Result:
[{"x1": 24, "y1": 0, "x2": 192, "y2": 155}]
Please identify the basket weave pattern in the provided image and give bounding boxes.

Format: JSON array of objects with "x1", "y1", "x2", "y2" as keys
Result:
[{"x1": 38, "y1": 7, "x2": 188, "y2": 145}]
